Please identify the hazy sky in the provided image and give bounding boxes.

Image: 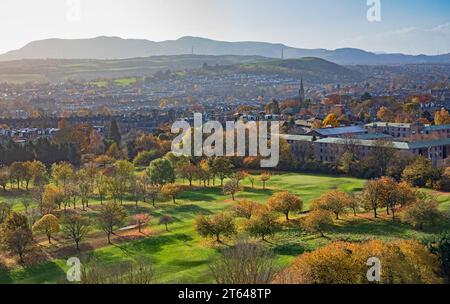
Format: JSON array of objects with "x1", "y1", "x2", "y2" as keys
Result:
[{"x1": 1, "y1": 0, "x2": 450, "y2": 55}]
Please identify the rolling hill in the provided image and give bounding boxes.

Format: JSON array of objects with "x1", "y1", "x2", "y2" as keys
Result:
[
  {"x1": 0, "y1": 55, "x2": 362, "y2": 84},
  {"x1": 1, "y1": 36, "x2": 449, "y2": 66}
]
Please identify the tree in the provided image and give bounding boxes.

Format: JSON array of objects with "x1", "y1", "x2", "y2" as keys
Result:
[
  {"x1": 0, "y1": 202, "x2": 12, "y2": 224},
  {"x1": 428, "y1": 233, "x2": 450, "y2": 281},
  {"x1": 303, "y1": 210, "x2": 334, "y2": 237},
  {"x1": 95, "y1": 171, "x2": 109, "y2": 204},
  {"x1": 98, "y1": 202, "x2": 127, "y2": 244},
  {"x1": 176, "y1": 163, "x2": 199, "y2": 187},
  {"x1": 133, "y1": 150, "x2": 160, "y2": 167},
  {"x1": 212, "y1": 158, "x2": 234, "y2": 186},
  {"x1": 147, "y1": 185, "x2": 160, "y2": 207},
  {"x1": 268, "y1": 191, "x2": 303, "y2": 221},
  {"x1": 435, "y1": 108, "x2": 450, "y2": 125},
  {"x1": 223, "y1": 178, "x2": 242, "y2": 201},
  {"x1": 195, "y1": 213, "x2": 236, "y2": 243},
  {"x1": 105, "y1": 143, "x2": 123, "y2": 160},
  {"x1": 322, "y1": 114, "x2": 340, "y2": 128},
  {"x1": 113, "y1": 160, "x2": 135, "y2": 204},
  {"x1": 32, "y1": 214, "x2": 59, "y2": 244},
  {"x1": 0, "y1": 213, "x2": 33, "y2": 263},
  {"x1": 9, "y1": 162, "x2": 26, "y2": 190},
  {"x1": 61, "y1": 213, "x2": 91, "y2": 250},
  {"x1": 311, "y1": 190, "x2": 354, "y2": 220},
  {"x1": 132, "y1": 214, "x2": 151, "y2": 233},
  {"x1": 245, "y1": 210, "x2": 280, "y2": 241},
  {"x1": 402, "y1": 198, "x2": 441, "y2": 230},
  {"x1": 108, "y1": 119, "x2": 122, "y2": 145},
  {"x1": 161, "y1": 184, "x2": 182, "y2": 204},
  {"x1": 232, "y1": 200, "x2": 261, "y2": 219},
  {"x1": 0, "y1": 168, "x2": 9, "y2": 192},
  {"x1": 402, "y1": 157, "x2": 441, "y2": 188},
  {"x1": 275, "y1": 240, "x2": 442, "y2": 284},
  {"x1": 259, "y1": 172, "x2": 271, "y2": 190},
  {"x1": 247, "y1": 175, "x2": 256, "y2": 189},
  {"x1": 94, "y1": 155, "x2": 114, "y2": 168},
  {"x1": 146, "y1": 158, "x2": 175, "y2": 185},
  {"x1": 210, "y1": 240, "x2": 279, "y2": 284},
  {"x1": 360, "y1": 179, "x2": 384, "y2": 218},
  {"x1": 159, "y1": 215, "x2": 174, "y2": 232},
  {"x1": 42, "y1": 185, "x2": 65, "y2": 212}
]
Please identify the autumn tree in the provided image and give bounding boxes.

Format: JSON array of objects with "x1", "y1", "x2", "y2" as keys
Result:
[
  {"x1": 32, "y1": 214, "x2": 60, "y2": 244},
  {"x1": 98, "y1": 202, "x2": 127, "y2": 244},
  {"x1": 435, "y1": 108, "x2": 450, "y2": 125},
  {"x1": 61, "y1": 213, "x2": 91, "y2": 250},
  {"x1": 232, "y1": 200, "x2": 261, "y2": 219},
  {"x1": 212, "y1": 158, "x2": 234, "y2": 187},
  {"x1": 402, "y1": 157, "x2": 441, "y2": 188},
  {"x1": 322, "y1": 113, "x2": 340, "y2": 128},
  {"x1": 223, "y1": 178, "x2": 243, "y2": 201},
  {"x1": 0, "y1": 212, "x2": 33, "y2": 263},
  {"x1": 402, "y1": 197, "x2": 441, "y2": 230},
  {"x1": 268, "y1": 191, "x2": 303, "y2": 221},
  {"x1": 259, "y1": 172, "x2": 271, "y2": 190},
  {"x1": 0, "y1": 168, "x2": 8, "y2": 192},
  {"x1": 0, "y1": 202, "x2": 12, "y2": 224},
  {"x1": 161, "y1": 183, "x2": 182, "y2": 204},
  {"x1": 312, "y1": 190, "x2": 354, "y2": 220},
  {"x1": 303, "y1": 210, "x2": 334, "y2": 237},
  {"x1": 195, "y1": 213, "x2": 236, "y2": 243},
  {"x1": 275, "y1": 240, "x2": 442, "y2": 284},
  {"x1": 159, "y1": 215, "x2": 174, "y2": 232},
  {"x1": 360, "y1": 179, "x2": 384, "y2": 218},
  {"x1": 176, "y1": 163, "x2": 199, "y2": 187},
  {"x1": 132, "y1": 213, "x2": 151, "y2": 233},
  {"x1": 245, "y1": 210, "x2": 280, "y2": 241}
]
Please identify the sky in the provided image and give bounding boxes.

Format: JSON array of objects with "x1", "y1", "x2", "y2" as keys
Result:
[{"x1": 0, "y1": 0, "x2": 450, "y2": 55}]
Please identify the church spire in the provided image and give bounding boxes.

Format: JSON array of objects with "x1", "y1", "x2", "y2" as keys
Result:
[{"x1": 299, "y1": 78, "x2": 305, "y2": 103}]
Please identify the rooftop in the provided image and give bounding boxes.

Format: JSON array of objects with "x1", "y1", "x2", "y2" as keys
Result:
[{"x1": 309, "y1": 126, "x2": 366, "y2": 136}]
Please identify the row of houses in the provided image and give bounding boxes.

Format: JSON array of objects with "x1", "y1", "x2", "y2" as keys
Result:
[
  {"x1": 0, "y1": 127, "x2": 60, "y2": 145},
  {"x1": 283, "y1": 122, "x2": 450, "y2": 167}
]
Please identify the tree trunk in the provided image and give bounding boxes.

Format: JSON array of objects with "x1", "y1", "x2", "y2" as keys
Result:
[
  {"x1": 107, "y1": 232, "x2": 112, "y2": 244},
  {"x1": 76, "y1": 241, "x2": 80, "y2": 251},
  {"x1": 165, "y1": 223, "x2": 169, "y2": 232},
  {"x1": 285, "y1": 213, "x2": 289, "y2": 221},
  {"x1": 373, "y1": 208, "x2": 378, "y2": 218},
  {"x1": 47, "y1": 234, "x2": 52, "y2": 244}
]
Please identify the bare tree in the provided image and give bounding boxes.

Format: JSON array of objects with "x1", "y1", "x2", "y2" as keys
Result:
[{"x1": 209, "y1": 240, "x2": 280, "y2": 284}]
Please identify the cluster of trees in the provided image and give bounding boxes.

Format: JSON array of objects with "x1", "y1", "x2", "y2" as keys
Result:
[
  {"x1": 275, "y1": 240, "x2": 443, "y2": 284},
  {"x1": 195, "y1": 175, "x2": 445, "y2": 245},
  {"x1": 195, "y1": 191, "x2": 302, "y2": 243},
  {"x1": 0, "y1": 138, "x2": 80, "y2": 167}
]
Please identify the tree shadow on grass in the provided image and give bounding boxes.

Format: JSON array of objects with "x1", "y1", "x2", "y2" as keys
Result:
[
  {"x1": 272, "y1": 243, "x2": 306, "y2": 257},
  {"x1": 110, "y1": 233, "x2": 195, "y2": 258}
]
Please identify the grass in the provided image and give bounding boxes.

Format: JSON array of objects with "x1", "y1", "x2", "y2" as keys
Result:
[{"x1": 0, "y1": 172, "x2": 448, "y2": 284}]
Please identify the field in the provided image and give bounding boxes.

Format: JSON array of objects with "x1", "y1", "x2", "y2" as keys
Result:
[{"x1": 0, "y1": 172, "x2": 448, "y2": 284}]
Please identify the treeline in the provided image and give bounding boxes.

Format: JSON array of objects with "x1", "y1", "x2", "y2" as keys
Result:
[{"x1": 0, "y1": 138, "x2": 80, "y2": 167}]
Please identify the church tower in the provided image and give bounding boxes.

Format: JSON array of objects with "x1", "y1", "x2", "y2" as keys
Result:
[{"x1": 299, "y1": 78, "x2": 305, "y2": 103}]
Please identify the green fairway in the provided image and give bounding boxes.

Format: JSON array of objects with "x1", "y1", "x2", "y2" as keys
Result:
[{"x1": 0, "y1": 172, "x2": 448, "y2": 284}]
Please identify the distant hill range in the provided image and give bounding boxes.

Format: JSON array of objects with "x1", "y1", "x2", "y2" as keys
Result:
[
  {"x1": 1, "y1": 36, "x2": 450, "y2": 65},
  {"x1": 0, "y1": 55, "x2": 361, "y2": 83}
]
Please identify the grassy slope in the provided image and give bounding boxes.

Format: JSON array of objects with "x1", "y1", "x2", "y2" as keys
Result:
[{"x1": 0, "y1": 173, "x2": 448, "y2": 284}]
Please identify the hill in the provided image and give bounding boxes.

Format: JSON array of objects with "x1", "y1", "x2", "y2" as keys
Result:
[
  {"x1": 0, "y1": 55, "x2": 361, "y2": 84},
  {"x1": 1, "y1": 36, "x2": 449, "y2": 65}
]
